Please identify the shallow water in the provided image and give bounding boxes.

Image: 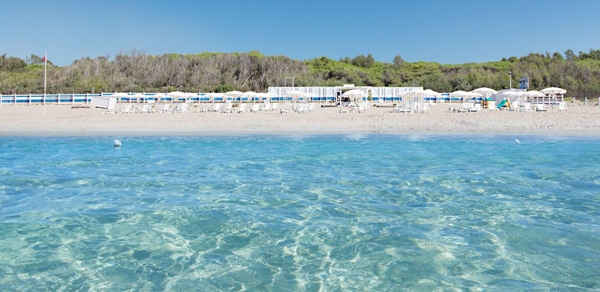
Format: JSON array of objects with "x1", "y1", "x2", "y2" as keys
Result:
[{"x1": 0, "y1": 135, "x2": 599, "y2": 291}]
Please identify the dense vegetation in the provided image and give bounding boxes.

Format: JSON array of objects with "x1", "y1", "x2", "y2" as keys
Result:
[{"x1": 1, "y1": 49, "x2": 600, "y2": 97}]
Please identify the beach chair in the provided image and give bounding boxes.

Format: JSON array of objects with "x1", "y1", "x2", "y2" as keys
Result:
[
  {"x1": 176, "y1": 103, "x2": 190, "y2": 113},
  {"x1": 137, "y1": 105, "x2": 151, "y2": 113},
  {"x1": 250, "y1": 104, "x2": 261, "y2": 113},
  {"x1": 510, "y1": 102, "x2": 520, "y2": 111},
  {"x1": 523, "y1": 103, "x2": 532, "y2": 112},
  {"x1": 235, "y1": 103, "x2": 247, "y2": 113},
  {"x1": 536, "y1": 104, "x2": 547, "y2": 112},
  {"x1": 309, "y1": 103, "x2": 316, "y2": 112},
  {"x1": 271, "y1": 103, "x2": 279, "y2": 112},
  {"x1": 263, "y1": 103, "x2": 271, "y2": 111},
  {"x1": 299, "y1": 104, "x2": 310, "y2": 113},
  {"x1": 210, "y1": 103, "x2": 221, "y2": 112},
  {"x1": 558, "y1": 102, "x2": 567, "y2": 111},
  {"x1": 221, "y1": 103, "x2": 233, "y2": 113},
  {"x1": 120, "y1": 104, "x2": 134, "y2": 113},
  {"x1": 159, "y1": 104, "x2": 171, "y2": 113},
  {"x1": 357, "y1": 102, "x2": 368, "y2": 113},
  {"x1": 396, "y1": 104, "x2": 412, "y2": 113},
  {"x1": 470, "y1": 103, "x2": 482, "y2": 112}
]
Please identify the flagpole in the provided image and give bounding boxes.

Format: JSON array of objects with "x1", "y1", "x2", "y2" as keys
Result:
[{"x1": 43, "y1": 51, "x2": 47, "y2": 117}]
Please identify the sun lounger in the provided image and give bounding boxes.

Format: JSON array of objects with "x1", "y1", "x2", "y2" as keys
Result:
[
  {"x1": 136, "y1": 105, "x2": 149, "y2": 113},
  {"x1": 176, "y1": 103, "x2": 190, "y2": 113},
  {"x1": 158, "y1": 104, "x2": 171, "y2": 113},
  {"x1": 357, "y1": 102, "x2": 369, "y2": 113},
  {"x1": 235, "y1": 104, "x2": 247, "y2": 113},
  {"x1": 536, "y1": 104, "x2": 547, "y2": 112},
  {"x1": 210, "y1": 103, "x2": 221, "y2": 112},
  {"x1": 557, "y1": 102, "x2": 567, "y2": 111},
  {"x1": 469, "y1": 104, "x2": 482, "y2": 112},
  {"x1": 250, "y1": 104, "x2": 261, "y2": 113},
  {"x1": 120, "y1": 104, "x2": 134, "y2": 113},
  {"x1": 221, "y1": 103, "x2": 233, "y2": 113}
]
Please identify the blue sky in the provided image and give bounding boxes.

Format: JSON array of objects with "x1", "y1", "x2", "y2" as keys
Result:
[{"x1": 2, "y1": 0, "x2": 600, "y2": 66}]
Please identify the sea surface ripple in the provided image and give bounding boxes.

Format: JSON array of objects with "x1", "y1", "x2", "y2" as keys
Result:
[{"x1": 0, "y1": 135, "x2": 599, "y2": 291}]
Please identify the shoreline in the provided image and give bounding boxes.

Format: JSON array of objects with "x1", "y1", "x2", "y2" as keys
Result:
[
  {"x1": 2, "y1": 130, "x2": 600, "y2": 137},
  {"x1": 1, "y1": 104, "x2": 599, "y2": 137}
]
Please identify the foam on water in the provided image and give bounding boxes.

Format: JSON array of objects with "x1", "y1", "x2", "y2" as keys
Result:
[{"x1": 1, "y1": 135, "x2": 600, "y2": 290}]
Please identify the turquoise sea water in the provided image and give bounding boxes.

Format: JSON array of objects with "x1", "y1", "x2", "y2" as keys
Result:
[{"x1": 0, "y1": 135, "x2": 599, "y2": 291}]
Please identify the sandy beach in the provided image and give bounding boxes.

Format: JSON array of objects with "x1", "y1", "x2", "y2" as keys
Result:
[{"x1": 0, "y1": 103, "x2": 599, "y2": 136}]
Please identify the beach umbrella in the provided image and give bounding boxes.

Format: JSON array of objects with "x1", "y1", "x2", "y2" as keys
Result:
[
  {"x1": 540, "y1": 87, "x2": 567, "y2": 95},
  {"x1": 422, "y1": 89, "x2": 442, "y2": 97},
  {"x1": 523, "y1": 91, "x2": 544, "y2": 97},
  {"x1": 523, "y1": 90, "x2": 544, "y2": 103},
  {"x1": 468, "y1": 92, "x2": 482, "y2": 102},
  {"x1": 341, "y1": 89, "x2": 367, "y2": 102},
  {"x1": 472, "y1": 87, "x2": 498, "y2": 95},
  {"x1": 451, "y1": 90, "x2": 469, "y2": 95},
  {"x1": 422, "y1": 89, "x2": 442, "y2": 103},
  {"x1": 472, "y1": 88, "x2": 497, "y2": 104},
  {"x1": 451, "y1": 90, "x2": 469, "y2": 100},
  {"x1": 541, "y1": 87, "x2": 566, "y2": 102}
]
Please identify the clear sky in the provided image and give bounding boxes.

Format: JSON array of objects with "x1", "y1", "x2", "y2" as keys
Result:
[{"x1": 2, "y1": 0, "x2": 600, "y2": 66}]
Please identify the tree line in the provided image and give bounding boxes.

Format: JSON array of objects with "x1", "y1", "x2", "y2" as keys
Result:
[{"x1": 1, "y1": 49, "x2": 599, "y2": 98}]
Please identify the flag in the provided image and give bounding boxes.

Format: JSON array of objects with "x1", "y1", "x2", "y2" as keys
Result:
[{"x1": 42, "y1": 56, "x2": 46, "y2": 62}]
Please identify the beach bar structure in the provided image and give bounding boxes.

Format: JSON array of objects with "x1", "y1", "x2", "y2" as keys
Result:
[{"x1": 267, "y1": 85, "x2": 422, "y2": 102}]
